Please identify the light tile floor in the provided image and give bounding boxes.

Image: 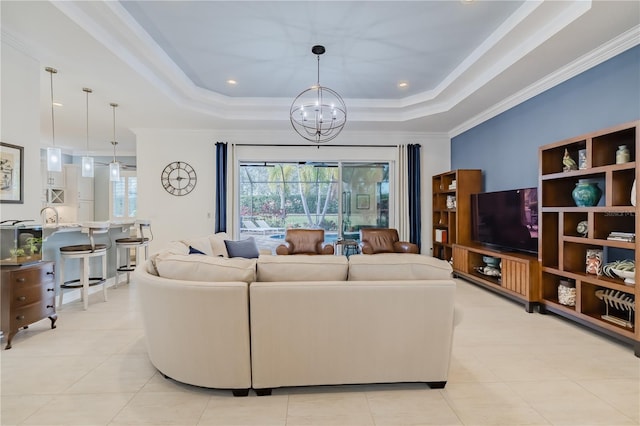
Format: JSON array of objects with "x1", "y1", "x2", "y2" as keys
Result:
[{"x1": 1, "y1": 278, "x2": 638, "y2": 425}]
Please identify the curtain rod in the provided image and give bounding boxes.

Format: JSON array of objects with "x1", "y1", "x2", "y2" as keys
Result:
[{"x1": 229, "y1": 143, "x2": 401, "y2": 148}]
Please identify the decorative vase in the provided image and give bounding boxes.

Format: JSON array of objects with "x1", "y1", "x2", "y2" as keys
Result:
[
  {"x1": 586, "y1": 248, "x2": 603, "y2": 276},
  {"x1": 631, "y1": 179, "x2": 636, "y2": 207},
  {"x1": 616, "y1": 145, "x2": 630, "y2": 164},
  {"x1": 572, "y1": 179, "x2": 602, "y2": 207},
  {"x1": 558, "y1": 279, "x2": 576, "y2": 306}
]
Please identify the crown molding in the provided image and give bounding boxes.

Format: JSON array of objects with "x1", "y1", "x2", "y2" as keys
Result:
[{"x1": 449, "y1": 25, "x2": 640, "y2": 138}]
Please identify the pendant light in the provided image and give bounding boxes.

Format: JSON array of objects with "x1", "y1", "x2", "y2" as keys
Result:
[
  {"x1": 45, "y1": 67, "x2": 62, "y2": 172},
  {"x1": 81, "y1": 88, "x2": 94, "y2": 177},
  {"x1": 109, "y1": 102, "x2": 120, "y2": 182}
]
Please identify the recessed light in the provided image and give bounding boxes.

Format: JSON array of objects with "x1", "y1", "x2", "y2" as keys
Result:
[
  {"x1": 227, "y1": 79, "x2": 237, "y2": 85},
  {"x1": 398, "y1": 81, "x2": 409, "y2": 89}
]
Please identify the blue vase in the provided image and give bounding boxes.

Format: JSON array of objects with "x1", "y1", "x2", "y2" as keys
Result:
[{"x1": 572, "y1": 179, "x2": 602, "y2": 207}]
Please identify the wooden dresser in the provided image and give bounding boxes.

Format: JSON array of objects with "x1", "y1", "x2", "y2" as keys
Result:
[{"x1": 1, "y1": 261, "x2": 57, "y2": 349}]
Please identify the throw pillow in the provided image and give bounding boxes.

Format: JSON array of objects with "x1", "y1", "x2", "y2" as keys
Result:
[
  {"x1": 224, "y1": 237, "x2": 260, "y2": 259},
  {"x1": 189, "y1": 245, "x2": 206, "y2": 255}
]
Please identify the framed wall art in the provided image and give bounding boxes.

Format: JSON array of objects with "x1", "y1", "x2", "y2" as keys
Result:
[
  {"x1": 0, "y1": 142, "x2": 24, "y2": 204},
  {"x1": 356, "y1": 194, "x2": 370, "y2": 210}
]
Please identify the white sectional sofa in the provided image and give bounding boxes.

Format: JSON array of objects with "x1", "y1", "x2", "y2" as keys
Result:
[{"x1": 133, "y1": 233, "x2": 460, "y2": 396}]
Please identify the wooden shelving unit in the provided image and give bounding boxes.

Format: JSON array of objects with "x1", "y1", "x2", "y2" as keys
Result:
[
  {"x1": 539, "y1": 120, "x2": 639, "y2": 356},
  {"x1": 431, "y1": 169, "x2": 482, "y2": 262}
]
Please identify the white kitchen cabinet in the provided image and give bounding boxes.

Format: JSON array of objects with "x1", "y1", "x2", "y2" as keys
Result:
[
  {"x1": 77, "y1": 200, "x2": 94, "y2": 222},
  {"x1": 41, "y1": 160, "x2": 65, "y2": 188},
  {"x1": 64, "y1": 165, "x2": 94, "y2": 222},
  {"x1": 66, "y1": 165, "x2": 94, "y2": 201}
]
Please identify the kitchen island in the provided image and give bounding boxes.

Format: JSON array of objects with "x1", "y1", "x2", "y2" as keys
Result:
[{"x1": 41, "y1": 221, "x2": 136, "y2": 287}]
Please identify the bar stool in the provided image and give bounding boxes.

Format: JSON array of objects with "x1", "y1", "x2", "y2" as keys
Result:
[
  {"x1": 58, "y1": 222, "x2": 110, "y2": 310},
  {"x1": 115, "y1": 220, "x2": 152, "y2": 286}
]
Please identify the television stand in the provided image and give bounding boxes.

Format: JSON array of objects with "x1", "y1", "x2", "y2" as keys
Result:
[{"x1": 452, "y1": 244, "x2": 540, "y2": 312}]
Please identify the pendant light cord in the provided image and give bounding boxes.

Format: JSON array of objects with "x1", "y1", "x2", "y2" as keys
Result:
[
  {"x1": 84, "y1": 88, "x2": 92, "y2": 153},
  {"x1": 46, "y1": 67, "x2": 57, "y2": 147}
]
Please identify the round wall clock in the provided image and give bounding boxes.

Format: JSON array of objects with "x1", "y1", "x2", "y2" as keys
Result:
[{"x1": 161, "y1": 161, "x2": 197, "y2": 196}]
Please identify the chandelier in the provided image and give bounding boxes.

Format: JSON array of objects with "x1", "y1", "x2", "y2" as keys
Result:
[{"x1": 290, "y1": 45, "x2": 347, "y2": 144}]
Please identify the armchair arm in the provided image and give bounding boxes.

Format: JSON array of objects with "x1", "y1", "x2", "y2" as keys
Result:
[
  {"x1": 317, "y1": 242, "x2": 335, "y2": 255},
  {"x1": 393, "y1": 241, "x2": 419, "y2": 253},
  {"x1": 275, "y1": 242, "x2": 293, "y2": 255},
  {"x1": 359, "y1": 242, "x2": 374, "y2": 254}
]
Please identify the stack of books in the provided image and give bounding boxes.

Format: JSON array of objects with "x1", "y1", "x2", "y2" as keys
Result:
[
  {"x1": 607, "y1": 231, "x2": 635, "y2": 242},
  {"x1": 435, "y1": 229, "x2": 448, "y2": 243}
]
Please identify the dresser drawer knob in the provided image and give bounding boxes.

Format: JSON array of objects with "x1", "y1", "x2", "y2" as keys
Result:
[
  {"x1": 16, "y1": 278, "x2": 25, "y2": 283},
  {"x1": 46, "y1": 305, "x2": 54, "y2": 309},
  {"x1": 16, "y1": 315, "x2": 24, "y2": 320},
  {"x1": 17, "y1": 296, "x2": 26, "y2": 301},
  {"x1": 46, "y1": 271, "x2": 55, "y2": 276},
  {"x1": 47, "y1": 288, "x2": 55, "y2": 292}
]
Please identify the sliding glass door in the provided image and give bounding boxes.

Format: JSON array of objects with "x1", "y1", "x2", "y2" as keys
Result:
[
  {"x1": 239, "y1": 161, "x2": 390, "y2": 251},
  {"x1": 341, "y1": 163, "x2": 389, "y2": 239}
]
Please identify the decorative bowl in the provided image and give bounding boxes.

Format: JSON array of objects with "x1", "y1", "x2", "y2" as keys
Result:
[
  {"x1": 611, "y1": 268, "x2": 635, "y2": 286},
  {"x1": 482, "y1": 256, "x2": 500, "y2": 268}
]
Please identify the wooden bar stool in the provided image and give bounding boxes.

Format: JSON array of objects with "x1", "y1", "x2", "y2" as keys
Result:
[
  {"x1": 115, "y1": 220, "x2": 152, "y2": 286},
  {"x1": 58, "y1": 222, "x2": 110, "y2": 310}
]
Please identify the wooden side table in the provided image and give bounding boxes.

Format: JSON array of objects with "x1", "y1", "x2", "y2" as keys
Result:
[{"x1": 1, "y1": 261, "x2": 57, "y2": 349}]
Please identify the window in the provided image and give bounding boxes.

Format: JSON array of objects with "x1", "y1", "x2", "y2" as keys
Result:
[
  {"x1": 110, "y1": 171, "x2": 137, "y2": 220},
  {"x1": 239, "y1": 162, "x2": 390, "y2": 246}
]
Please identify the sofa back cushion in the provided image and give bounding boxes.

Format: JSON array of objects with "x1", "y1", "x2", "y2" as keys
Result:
[
  {"x1": 154, "y1": 252, "x2": 256, "y2": 283},
  {"x1": 257, "y1": 255, "x2": 348, "y2": 282},
  {"x1": 348, "y1": 253, "x2": 452, "y2": 281}
]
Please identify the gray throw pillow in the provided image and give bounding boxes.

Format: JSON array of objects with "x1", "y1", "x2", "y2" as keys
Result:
[{"x1": 224, "y1": 237, "x2": 260, "y2": 259}]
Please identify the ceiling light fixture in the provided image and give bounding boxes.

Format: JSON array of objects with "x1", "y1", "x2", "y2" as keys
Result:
[
  {"x1": 81, "y1": 88, "x2": 94, "y2": 177},
  {"x1": 109, "y1": 102, "x2": 120, "y2": 182},
  {"x1": 45, "y1": 67, "x2": 62, "y2": 172},
  {"x1": 290, "y1": 45, "x2": 346, "y2": 144}
]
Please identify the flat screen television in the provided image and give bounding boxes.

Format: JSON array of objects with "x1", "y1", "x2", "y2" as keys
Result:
[{"x1": 470, "y1": 187, "x2": 538, "y2": 255}]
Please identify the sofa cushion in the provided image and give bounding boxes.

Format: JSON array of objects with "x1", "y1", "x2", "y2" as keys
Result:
[
  {"x1": 225, "y1": 237, "x2": 260, "y2": 259},
  {"x1": 155, "y1": 252, "x2": 257, "y2": 283},
  {"x1": 347, "y1": 253, "x2": 452, "y2": 281},
  {"x1": 209, "y1": 232, "x2": 231, "y2": 257},
  {"x1": 180, "y1": 235, "x2": 214, "y2": 256},
  {"x1": 257, "y1": 255, "x2": 348, "y2": 282}
]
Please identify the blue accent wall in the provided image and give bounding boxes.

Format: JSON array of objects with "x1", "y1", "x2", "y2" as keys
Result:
[{"x1": 451, "y1": 45, "x2": 640, "y2": 192}]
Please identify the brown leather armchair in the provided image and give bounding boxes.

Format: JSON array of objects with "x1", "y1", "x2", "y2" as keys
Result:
[
  {"x1": 275, "y1": 229, "x2": 335, "y2": 255},
  {"x1": 359, "y1": 228, "x2": 419, "y2": 254}
]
